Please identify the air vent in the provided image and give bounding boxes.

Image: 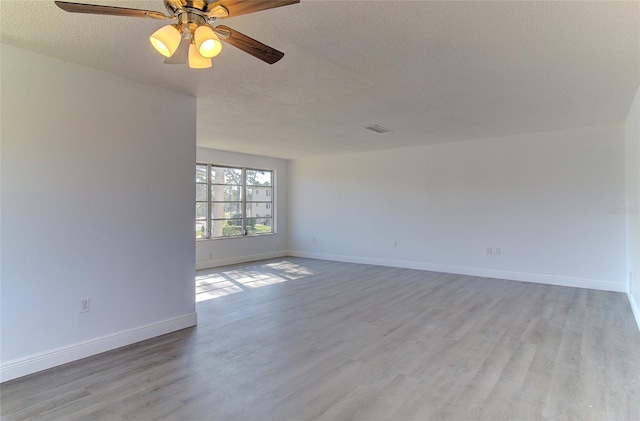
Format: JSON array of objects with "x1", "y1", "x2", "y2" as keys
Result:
[{"x1": 364, "y1": 124, "x2": 392, "y2": 134}]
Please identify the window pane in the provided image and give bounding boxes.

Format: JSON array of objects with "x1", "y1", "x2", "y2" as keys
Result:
[
  {"x1": 195, "y1": 221, "x2": 207, "y2": 239},
  {"x1": 196, "y1": 183, "x2": 207, "y2": 201},
  {"x1": 212, "y1": 185, "x2": 241, "y2": 202},
  {"x1": 212, "y1": 219, "x2": 243, "y2": 237},
  {"x1": 246, "y1": 169, "x2": 272, "y2": 186},
  {"x1": 211, "y1": 202, "x2": 241, "y2": 220},
  {"x1": 212, "y1": 166, "x2": 242, "y2": 185},
  {"x1": 246, "y1": 186, "x2": 272, "y2": 201},
  {"x1": 246, "y1": 202, "x2": 272, "y2": 218},
  {"x1": 196, "y1": 165, "x2": 208, "y2": 183},
  {"x1": 247, "y1": 217, "x2": 272, "y2": 234},
  {"x1": 196, "y1": 202, "x2": 207, "y2": 219}
]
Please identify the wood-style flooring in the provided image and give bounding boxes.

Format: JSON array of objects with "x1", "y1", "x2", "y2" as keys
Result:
[{"x1": 2, "y1": 257, "x2": 640, "y2": 420}]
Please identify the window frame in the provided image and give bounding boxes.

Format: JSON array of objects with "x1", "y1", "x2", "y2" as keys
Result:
[{"x1": 196, "y1": 163, "x2": 275, "y2": 240}]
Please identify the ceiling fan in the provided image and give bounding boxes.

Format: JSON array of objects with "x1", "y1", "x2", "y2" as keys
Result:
[{"x1": 54, "y1": 0, "x2": 300, "y2": 68}]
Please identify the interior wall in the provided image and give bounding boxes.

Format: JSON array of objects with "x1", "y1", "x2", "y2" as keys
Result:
[
  {"x1": 1, "y1": 44, "x2": 197, "y2": 380},
  {"x1": 626, "y1": 84, "x2": 640, "y2": 328},
  {"x1": 195, "y1": 147, "x2": 288, "y2": 269},
  {"x1": 289, "y1": 125, "x2": 627, "y2": 291}
]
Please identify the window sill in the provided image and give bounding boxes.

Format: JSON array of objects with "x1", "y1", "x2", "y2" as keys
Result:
[{"x1": 196, "y1": 232, "x2": 277, "y2": 242}]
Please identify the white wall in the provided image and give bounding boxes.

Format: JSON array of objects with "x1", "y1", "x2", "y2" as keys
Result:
[
  {"x1": 289, "y1": 125, "x2": 627, "y2": 291},
  {"x1": 195, "y1": 148, "x2": 288, "y2": 269},
  {"x1": 626, "y1": 84, "x2": 640, "y2": 329},
  {"x1": 1, "y1": 44, "x2": 197, "y2": 381}
]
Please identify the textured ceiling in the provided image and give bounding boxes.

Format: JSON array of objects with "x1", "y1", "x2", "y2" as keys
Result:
[{"x1": 2, "y1": 0, "x2": 639, "y2": 159}]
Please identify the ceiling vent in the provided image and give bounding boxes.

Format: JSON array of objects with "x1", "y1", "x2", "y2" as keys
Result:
[{"x1": 364, "y1": 124, "x2": 392, "y2": 134}]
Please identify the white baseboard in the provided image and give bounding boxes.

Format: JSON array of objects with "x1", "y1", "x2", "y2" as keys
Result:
[
  {"x1": 0, "y1": 312, "x2": 197, "y2": 383},
  {"x1": 288, "y1": 250, "x2": 626, "y2": 293},
  {"x1": 628, "y1": 292, "x2": 640, "y2": 332},
  {"x1": 196, "y1": 251, "x2": 287, "y2": 270}
]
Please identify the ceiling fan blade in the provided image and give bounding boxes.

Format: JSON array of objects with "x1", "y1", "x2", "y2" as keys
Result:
[
  {"x1": 211, "y1": 0, "x2": 299, "y2": 18},
  {"x1": 215, "y1": 25, "x2": 284, "y2": 64},
  {"x1": 54, "y1": 1, "x2": 173, "y2": 20},
  {"x1": 164, "y1": 37, "x2": 190, "y2": 64}
]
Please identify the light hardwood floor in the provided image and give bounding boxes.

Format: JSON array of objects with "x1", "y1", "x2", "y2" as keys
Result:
[{"x1": 2, "y1": 257, "x2": 640, "y2": 420}]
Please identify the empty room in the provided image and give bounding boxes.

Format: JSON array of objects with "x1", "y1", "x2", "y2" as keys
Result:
[{"x1": 2, "y1": 0, "x2": 640, "y2": 420}]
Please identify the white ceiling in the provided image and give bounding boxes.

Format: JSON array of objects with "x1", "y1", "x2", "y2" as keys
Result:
[{"x1": 2, "y1": 0, "x2": 639, "y2": 159}]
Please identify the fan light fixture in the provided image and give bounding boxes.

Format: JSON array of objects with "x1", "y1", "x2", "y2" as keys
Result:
[
  {"x1": 55, "y1": 0, "x2": 300, "y2": 68},
  {"x1": 149, "y1": 24, "x2": 181, "y2": 57},
  {"x1": 194, "y1": 25, "x2": 222, "y2": 58},
  {"x1": 188, "y1": 43, "x2": 212, "y2": 69},
  {"x1": 150, "y1": 23, "x2": 221, "y2": 68}
]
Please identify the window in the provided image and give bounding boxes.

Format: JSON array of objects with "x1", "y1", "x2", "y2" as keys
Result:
[
  {"x1": 195, "y1": 164, "x2": 208, "y2": 240},
  {"x1": 195, "y1": 164, "x2": 273, "y2": 239}
]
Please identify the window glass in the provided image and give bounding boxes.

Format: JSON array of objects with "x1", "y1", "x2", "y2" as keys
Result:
[
  {"x1": 196, "y1": 164, "x2": 274, "y2": 239},
  {"x1": 246, "y1": 169, "x2": 272, "y2": 186},
  {"x1": 196, "y1": 165, "x2": 208, "y2": 183}
]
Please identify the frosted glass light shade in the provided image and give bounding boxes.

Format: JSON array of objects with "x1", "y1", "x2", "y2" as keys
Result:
[
  {"x1": 194, "y1": 25, "x2": 222, "y2": 58},
  {"x1": 150, "y1": 25, "x2": 181, "y2": 57},
  {"x1": 188, "y1": 44, "x2": 212, "y2": 69}
]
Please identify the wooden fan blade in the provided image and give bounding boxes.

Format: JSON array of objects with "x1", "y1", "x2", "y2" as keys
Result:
[
  {"x1": 164, "y1": 37, "x2": 190, "y2": 64},
  {"x1": 55, "y1": 1, "x2": 173, "y2": 20},
  {"x1": 215, "y1": 25, "x2": 284, "y2": 64},
  {"x1": 212, "y1": 0, "x2": 299, "y2": 18}
]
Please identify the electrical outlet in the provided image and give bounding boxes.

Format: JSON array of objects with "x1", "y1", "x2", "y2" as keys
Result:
[
  {"x1": 393, "y1": 240, "x2": 398, "y2": 248},
  {"x1": 486, "y1": 247, "x2": 493, "y2": 255},
  {"x1": 496, "y1": 247, "x2": 501, "y2": 256},
  {"x1": 79, "y1": 298, "x2": 90, "y2": 313}
]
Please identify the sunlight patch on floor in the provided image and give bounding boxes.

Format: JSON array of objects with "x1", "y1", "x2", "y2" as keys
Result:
[
  {"x1": 264, "y1": 261, "x2": 315, "y2": 279},
  {"x1": 196, "y1": 260, "x2": 315, "y2": 302}
]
